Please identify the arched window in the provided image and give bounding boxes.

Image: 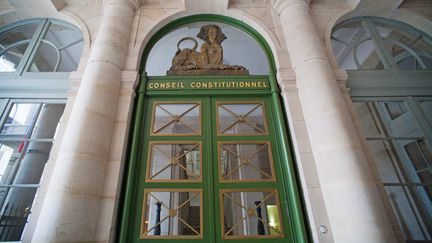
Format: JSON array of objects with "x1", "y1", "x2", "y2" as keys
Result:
[
  {"x1": 0, "y1": 18, "x2": 83, "y2": 74},
  {"x1": 145, "y1": 21, "x2": 270, "y2": 75},
  {"x1": 332, "y1": 17, "x2": 432, "y2": 70},
  {"x1": 332, "y1": 17, "x2": 432, "y2": 242},
  {"x1": 0, "y1": 18, "x2": 83, "y2": 241}
]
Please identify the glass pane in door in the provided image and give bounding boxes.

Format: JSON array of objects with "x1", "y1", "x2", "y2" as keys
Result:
[
  {"x1": 218, "y1": 142, "x2": 275, "y2": 181},
  {"x1": 146, "y1": 142, "x2": 201, "y2": 181},
  {"x1": 151, "y1": 102, "x2": 201, "y2": 135},
  {"x1": 217, "y1": 102, "x2": 268, "y2": 135},
  {"x1": 141, "y1": 189, "x2": 202, "y2": 238},
  {"x1": 220, "y1": 189, "x2": 283, "y2": 238}
]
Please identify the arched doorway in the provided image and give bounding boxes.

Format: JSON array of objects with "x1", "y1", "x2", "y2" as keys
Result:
[{"x1": 119, "y1": 14, "x2": 309, "y2": 243}]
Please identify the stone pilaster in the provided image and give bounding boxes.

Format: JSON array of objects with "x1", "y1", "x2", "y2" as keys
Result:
[
  {"x1": 273, "y1": 0, "x2": 397, "y2": 242},
  {"x1": 30, "y1": 1, "x2": 137, "y2": 242}
]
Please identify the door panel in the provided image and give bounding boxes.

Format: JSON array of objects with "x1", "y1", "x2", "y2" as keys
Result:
[
  {"x1": 211, "y1": 97, "x2": 292, "y2": 243},
  {"x1": 132, "y1": 95, "x2": 294, "y2": 243}
]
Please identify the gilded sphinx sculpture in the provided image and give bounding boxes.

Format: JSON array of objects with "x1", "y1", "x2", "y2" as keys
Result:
[{"x1": 168, "y1": 25, "x2": 249, "y2": 75}]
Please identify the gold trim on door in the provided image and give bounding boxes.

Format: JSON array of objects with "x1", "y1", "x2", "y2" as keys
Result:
[
  {"x1": 217, "y1": 141, "x2": 276, "y2": 182},
  {"x1": 150, "y1": 101, "x2": 202, "y2": 136},
  {"x1": 145, "y1": 141, "x2": 202, "y2": 182},
  {"x1": 219, "y1": 188, "x2": 284, "y2": 239},
  {"x1": 216, "y1": 101, "x2": 269, "y2": 136},
  {"x1": 141, "y1": 188, "x2": 203, "y2": 239}
]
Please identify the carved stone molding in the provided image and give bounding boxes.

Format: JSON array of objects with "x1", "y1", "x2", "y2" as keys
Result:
[
  {"x1": 272, "y1": 0, "x2": 311, "y2": 15},
  {"x1": 103, "y1": 0, "x2": 139, "y2": 11}
]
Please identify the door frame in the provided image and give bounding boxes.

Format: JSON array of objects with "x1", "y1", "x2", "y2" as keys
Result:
[{"x1": 118, "y1": 14, "x2": 310, "y2": 243}]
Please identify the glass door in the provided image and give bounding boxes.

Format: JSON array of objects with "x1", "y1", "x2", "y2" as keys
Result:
[
  {"x1": 212, "y1": 97, "x2": 290, "y2": 242},
  {"x1": 131, "y1": 94, "x2": 296, "y2": 243}
]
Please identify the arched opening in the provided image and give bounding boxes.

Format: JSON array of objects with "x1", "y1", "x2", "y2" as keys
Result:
[
  {"x1": 332, "y1": 16, "x2": 432, "y2": 242},
  {"x1": 119, "y1": 14, "x2": 309, "y2": 243}
]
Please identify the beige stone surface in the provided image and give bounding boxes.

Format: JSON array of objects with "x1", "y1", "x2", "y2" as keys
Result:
[{"x1": 1, "y1": 0, "x2": 427, "y2": 242}]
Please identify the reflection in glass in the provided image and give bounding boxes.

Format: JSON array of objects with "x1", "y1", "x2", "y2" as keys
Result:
[
  {"x1": 0, "y1": 187, "x2": 35, "y2": 241},
  {"x1": 0, "y1": 24, "x2": 38, "y2": 72},
  {"x1": 142, "y1": 190, "x2": 201, "y2": 237},
  {"x1": 28, "y1": 23, "x2": 83, "y2": 72},
  {"x1": 331, "y1": 20, "x2": 384, "y2": 70},
  {"x1": 356, "y1": 40, "x2": 384, "y2": 70},
  {"x1": 374, "y1": 20, "x2": 432, "y2": 70},
  {"x1": 352, "y1": 102, "x2": 386, "y2": 137},
  {"x1": 147, "y1": 143, "x2": 201, "y2": 181},
  {"x1": 332, "y1": 18, "x2": 432, "y2": 70},
  {"x1": 419, "y1": 101, "x2": 432, "y2": 126},
  {"x1": 378, "y1": 101, "x2": 422, "y2": 138},
  {"x1": 146, "y1": 22, "x2": 270, "y2": 75},
  {"x1": 354, "y1": 100, "x2": 432, "y2": 240},
  {"x1": 152, "y1": 103, "x2": 200, "y2": 135},
  {"x1": 221, "y1": 190, "x2": 282, "y2": 238},
  {"x1": 217, "y1": 103, "x2": 267, "y2": 135},
  {"x1": 0, "y1": 103, "x2": 40, "y2": 137},
  {"x1": 219, "y1": 142, "x2": 274, "y2": 181},
  {"x1": 0, "y1": 102, "x2": 65, "y2": 241}
]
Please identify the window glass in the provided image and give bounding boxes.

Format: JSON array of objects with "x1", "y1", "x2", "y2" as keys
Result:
[
  {"x1": 0, "y1": 24, "x2": 38, "y2": 72},
  {"x1": 353, "y1": 100, "x2": 432, "y2": 241},
  {"x1": 332, "y1": 17, "x2": 432, "y2": 70},
  {"x1": 146, "y1": 22, "x2": 269, "y2": 75},
  {"x1": 219, "y1": 142, "x2": 275, "y2": 181},
  {"x1": 221, "y1": 190, "x2": 283, "y2": 238},
  {"x1": 28, "y1": 23, "x2": 83, "y2": 72},
  {"x1": 373, "y1": 20, "x2": 432, "y2": 70},
  {"x1": 419, "y1": 100, "x2": 432, "y2": 126},
  {"x1": 0, "y1": 103, "x2": 40, "y2": 137},
  {"x1": 151, "y1": 102, "x2": 201, "y2": 136},
  {"x1": 147, "y1": 142, "x2": 201, "y2": 181},
  {"x1": 331, "y1": 20, "x2": 384, "y2": 70},
  {"x1": 141, "y1": 189, "x2": 202, "y2": 238},
  {"x1": 217, "y1": 102, "x2": 268, "y2": 135},
  {"x1": 0, "y1": 101, "x2": 65, "y2": 241}
]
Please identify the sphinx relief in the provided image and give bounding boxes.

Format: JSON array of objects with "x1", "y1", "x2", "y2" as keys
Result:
[{"x1": 168, "y1": 25, "x2": 249, "y2": 75}]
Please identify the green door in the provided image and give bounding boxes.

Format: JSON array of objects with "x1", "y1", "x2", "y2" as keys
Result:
[{"x1": 122, "y1": 77, "x2": 307, "y2": 243}]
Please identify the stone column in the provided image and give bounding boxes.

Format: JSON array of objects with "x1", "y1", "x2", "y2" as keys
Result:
[
  {"x1": 30, "y1": 0, "x2": 137, "y2": 242},
  {"x1": 274, "y1": 1, "x2": 397, "y2": 242}
]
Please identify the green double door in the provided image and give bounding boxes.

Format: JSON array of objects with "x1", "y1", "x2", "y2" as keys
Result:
[{"x1": 127, "y1": 86, "x2": 301, "y2": 243}]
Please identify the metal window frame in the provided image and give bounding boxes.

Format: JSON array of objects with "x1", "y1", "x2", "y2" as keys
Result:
[
  {"x1": 352, "y1": 97, "x2": 432, "y2": 239},
  {"x1": 332, "y1": 16, "x2": 432, "y2": 71}
]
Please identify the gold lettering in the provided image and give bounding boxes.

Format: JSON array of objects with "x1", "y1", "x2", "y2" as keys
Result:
[
  {"x1": 148, "y1": 83, "x2": 154, "y2": 89},
  {"x1": 202, "y1": 82, "x2": 207, "y2": 88},
  {"x1": 191, "y1": 82, "x2": 196, "y2": 88},
  {"x1": 221, "y1": 82, "x2": 225, "y2": 88},
  {"x1": 263, "y1": 81, "x2": 268, "y2": 87},
  {"x1": 245, "y1": 82, "x2": 251, "y2": 88},
  {"x1": 180, "y1": 82, "x2": 185, "y2": 88},
  {"x1": 160, "y1": 83, "x2": 165, "y2": 89},
  {"x1": 208, "y1": 82, "x2": 213, "y2": 88},
  {"x1": 165, "y1": 83, "x2": 171, "y2": 89},
  {"x1": 251, "y1": 82, "x2": 257, "y2": 88},
  {"x1": 257, "y1": 82, "x2": 263, "y2": 88},
  {"x1": 239, "y1": 82, "x2": 245, "y2": 87}
]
